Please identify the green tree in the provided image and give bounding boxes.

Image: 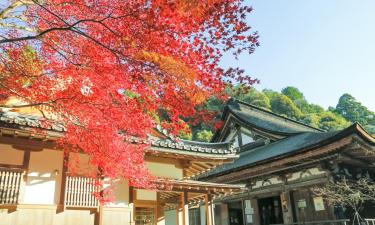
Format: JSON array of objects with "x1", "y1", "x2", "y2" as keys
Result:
[
  {"x1": 318, "y1": 111, "x2": 350, "y2": 131},
  {"x1": 281, "y1": 86, "x2": 315, "y2": 113},
  {"x1": 188, "y1": 88, "x2": 375, "y2": 142},
  {"x1": 263, "y1": 88, "x2": 279, "y2": 100},
  {"x1": 195, "y1": 130, "x2": 214, "y2": 142},
  {"x1": 270, "y1": 94, "x2": 303, "y2": 119},
  {"x1": 242, "y1": 89, "x2": 271, "y2": 109},
  {"x1": 335, "y1": 94, "x2": 375, "y2": 126},
  {"x1": 281, "y1": 86, "x2": 304, "y2": 101},
  {"x1": 307, "y1": 104, "x2": 325, "y2": 114},
  {"x1": 301, "y1": 114, "x2": 321, "y2": 128}
]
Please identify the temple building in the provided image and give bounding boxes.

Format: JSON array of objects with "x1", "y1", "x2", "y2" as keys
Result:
[
  {"x1": 1, "y1": 98, "x2": 375, "y2": 225},
  {"x1": 197, "y1": 99, "x2": 375, "y2": 225},
  {"x1": 0, "y1": 103, "x2": 245, "y2": 225}
]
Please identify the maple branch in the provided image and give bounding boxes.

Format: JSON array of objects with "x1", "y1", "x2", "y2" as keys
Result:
[{"x1": 41, "y1": 40, "x2": 82, "y2": 66}]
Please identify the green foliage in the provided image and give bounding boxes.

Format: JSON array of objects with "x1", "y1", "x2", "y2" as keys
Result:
[
  {"x1": 263, "y1": 89, "x2": 279, "y2": 99},
  {"x1": 229, "y1": 87, "x2": 271, "y2": 109},
  {"x1": 179, "y1": 86, "x2": 375, "y2": 142},
  {"x1": 302, "y1": 112, "x2": 350, "y2": 132},
  {"x1": 242, "y1": 89, "x2": 271, "y2": 109},
  {"x1": 281, "y1": 86, "x2": 304, "y2": 101},
  {"x1": 179, "y1": 130, "x2": 192, "y2": 140},
  {"x1": 317, "y1": 111, "x2": 350, "y2": 131},
  {"x1": 307, "y1": 104, "x2": 325, "y2": 114},
  {"x1": 195, "y1": 130, "x2": 214, "y2": 142},
  {"x1": 335, "y1": 93, "x2": 375, "y2": 126},
  {"x1": 364, "y1": 125, "x2": 375, "y2": 134},
  {"x1": 270, "y1": 94, "x2": 303, "y2": 119}
]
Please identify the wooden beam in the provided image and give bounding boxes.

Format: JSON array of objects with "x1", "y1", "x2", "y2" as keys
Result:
[
  {"x1": 0, "y1": 135, "x2": 56, "y2": 151},
  {"x1": 195, "y1": 162, "x2": 210, "y2": 170},
  {"x1": 191, "y1": 163, "x2": 208, "y2": 171},
  {"x1": 186, "y1": 166, "x2": 201, "y2": 175},
  {"x1": 181, "y1": 191, "x2": 189, "y2": 225},
  {"x1": 204, "y1": 194, "x2": 215, "y2": 225},
  {"x1": 339, "y1": 153, "x2": 374, "y2": 168}
]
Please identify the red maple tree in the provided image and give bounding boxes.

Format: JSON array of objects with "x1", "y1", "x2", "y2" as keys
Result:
[{"x1": 0, "y1": 0, "x2": 258, "y2": 188}]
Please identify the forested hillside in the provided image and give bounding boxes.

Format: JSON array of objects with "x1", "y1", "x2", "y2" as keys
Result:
[{"x1": 183, "y1": 86, "x2": 375, "y2": 142}]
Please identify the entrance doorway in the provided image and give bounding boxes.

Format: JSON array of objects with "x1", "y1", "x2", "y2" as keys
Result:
[
  {"x1": 258, "y1": 196, "x2": 283, "y2": 225},
  {"x1": 228, "y1": 201, "x2": 244, "y2": 225},
  {"x1": 135, "y1": 207, "x2": 156, "y2": 225}
]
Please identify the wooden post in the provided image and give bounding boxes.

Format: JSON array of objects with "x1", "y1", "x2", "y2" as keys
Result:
[
  {"x1": 129, "y1": 186, "x2": 135, "y2": 224},
  {"x1": 181, "y1": 191, "x2": 189, "y2": 225},
  {"x1": 281, "y1": 191, "x2": 294, "y2": 224},
  {"x1": 58, "y1": 152, "x2": 68, "y2": 212},
  {"x1": 19, "y1": 150, "x2": 30, "y2": 204},
  {"x1": 205, "y1": 194, "x2": 214, "y2": 225}
]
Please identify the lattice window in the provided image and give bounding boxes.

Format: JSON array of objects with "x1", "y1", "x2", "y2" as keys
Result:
[
  {"x1": 0, "y1": 168, "x2": 23, "y2": 205},
  {"x1": 64, "y1": 176, "x2": 100, "y2": 207}
]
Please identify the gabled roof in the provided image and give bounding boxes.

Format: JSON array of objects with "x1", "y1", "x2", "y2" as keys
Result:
[
  {"x1": 212, "y1": 99, "x2": 323, "y2": 141},
  {"x1": 0, "y1": 107, "x2": 238, "y2": 178},
  {"x1": 0, "y1": 107, "x2": 235, "y2": 155},
  {"x1": 199, "y1": 123, "x2": 375, "y2": 181}
]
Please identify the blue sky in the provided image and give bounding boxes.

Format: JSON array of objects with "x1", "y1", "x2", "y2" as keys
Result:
[{"x1": 221, "y1": 0, "x2": 375, "y2": 111}]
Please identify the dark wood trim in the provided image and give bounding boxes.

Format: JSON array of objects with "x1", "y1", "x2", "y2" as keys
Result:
[
  {"x1": 22, "y1": 151, "x2": 30, "y2": 169},
  {"x1": 237, "y1": 129, "x2": 243, "y2": 147},
  {"x1": 22, "y1": 150, "x2": 30, "y2": 182},
  {"x1": 0, "y1": 163, "x2": 24, "y2": 169},
  {"x1": 0, "y1": 136, "x2": 56, "y2": 151},
  {"x1": 58, "y1": 152, "x2": 69, "y2": 209}
]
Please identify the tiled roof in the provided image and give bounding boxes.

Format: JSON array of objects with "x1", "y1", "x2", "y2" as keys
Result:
[
  {"x1": 0, "y1": 108, "x2": 235, "y2": 155},
  {"x1": 212, "y1": 99, "x2": 322, "y2": 141},
  {"x1": 150, "y1": 139, "x2": 235, "y2": 154},
  {"x1": 199, "y1": 123, "x2": 375, "y2": 180},
  {"x1": 0, "y1": 108, "x2": 65, "y2": 133}
]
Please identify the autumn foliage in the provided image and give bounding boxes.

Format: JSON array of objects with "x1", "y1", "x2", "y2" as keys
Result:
[{"x1": 0, "y1": 0, "x2": 258, "y2": 188}]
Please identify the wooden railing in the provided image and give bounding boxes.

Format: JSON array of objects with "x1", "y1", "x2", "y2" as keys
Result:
[
  {"x1": 0, "y1": 167, "x2": 24, "y2": 205},
  {"x1": 366, "y1": 219, "x2": 375, "y2": 225},
  {"x1": 64, "y1": 175, "x2": 100, "y2": 208}
]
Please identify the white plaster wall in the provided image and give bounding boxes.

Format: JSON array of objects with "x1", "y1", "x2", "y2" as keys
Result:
[
  {"x1": 288, "y1": 167, "x2": 326, "y2": 182},
  {"x1": 252, "y1": 176, "x2": 282, "y2": 189},
  {"x1": 200, "y1": 205, "x2": 206, "y2": 225},
  {"x1": 241, "y1": 133, "x2": 254, "y2": 145},
  {"x1": 146, "y1": 162, "x2": 183, "y2": 179},
  {"x1": 136, "y1": 189, "x2": 157, "y2": 201},
  {"x1": 0, "y1": 144, "x2": 24, "y2": 165},
  {"x1": 23, "y1": 149, "x2": 63, "y2": 204},
  {"x1": 165, "y1": 210, "x2": 177, "y2": 225}
]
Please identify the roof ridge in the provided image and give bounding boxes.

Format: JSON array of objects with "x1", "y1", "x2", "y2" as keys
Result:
[
  {"x1": 181, "y1": 139, "x2": 233, "y2": 146},
  {"x1": 230, "y1": 98, "x2": 324, "y2": 132}
]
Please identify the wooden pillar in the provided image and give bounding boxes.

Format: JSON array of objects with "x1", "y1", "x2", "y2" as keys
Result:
[
  {"x1": 18, "y1": 150, "x2": 30, "y2": 204},
  {"x1": 281, "y1": 191, "x2": 294, "y2": 224},
  {"x1": 250, "y1": 198, "x2": 260, "y2": 225},
  {"x1": 205, "y1": 194, "x2": 215, "y2": 225},
  {"x1": 57, "y1": 152, "x2": 68, "y2": 212},
  {"x1": 180, "y1": 191, "x2": 189, "y2": 225},
  {"x1": 129, "y1": 187, "x2": 135, "y2": 224}
]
